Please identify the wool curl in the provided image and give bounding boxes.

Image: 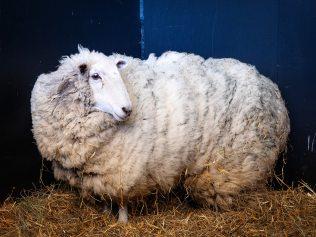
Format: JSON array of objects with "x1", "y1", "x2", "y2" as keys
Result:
[{"x1": 31, "y1": 49, "x2": 290, "y2": 209}]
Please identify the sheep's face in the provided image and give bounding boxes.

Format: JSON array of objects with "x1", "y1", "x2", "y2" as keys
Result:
[{"x1": 81, "y1": 59, "x2": 132, "y2": 121}]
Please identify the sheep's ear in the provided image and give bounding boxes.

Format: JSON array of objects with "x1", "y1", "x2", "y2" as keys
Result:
[
  {"x1": 78, "y1": 44, "x2": 84, "y2": 52},
  {"x1": 116, "y1": 60, "x2": 127, "y2": 69},
  {"x1": 78, "y1": 44, "x2": 90, "y2": 53},
  {"x1": 79, "y1": 63, "x2": 88, "y2": 75}
]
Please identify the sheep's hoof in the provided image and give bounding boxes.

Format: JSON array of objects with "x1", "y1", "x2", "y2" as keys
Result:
[
  {"x1": 102, "y1": 204, "x2": 110, "y2": 214},
  {"x1": 118, "y1": 206, "x2": 128, "y2": 223}
]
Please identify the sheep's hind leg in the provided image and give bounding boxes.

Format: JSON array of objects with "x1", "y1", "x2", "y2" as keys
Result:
[
  {"x1": 118, "y1": 204, "x2": 128, "y2": 223},
  {"x1": 81, "y1": 190, "x2": 96, "y2": 205}
]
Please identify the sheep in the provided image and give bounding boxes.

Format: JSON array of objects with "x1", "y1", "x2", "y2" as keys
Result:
[{"x1": 31, "y1": 46, "x2": 290, "y2": 222}]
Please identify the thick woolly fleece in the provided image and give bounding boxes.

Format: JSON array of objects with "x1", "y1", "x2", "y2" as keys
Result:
[{"x1": 31, "y1": 50, "x2": 290, "y2": 208}]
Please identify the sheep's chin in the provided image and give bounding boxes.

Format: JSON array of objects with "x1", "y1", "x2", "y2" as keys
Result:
[{"x1": 92, "y1": 106, "x2": 124, "y2": 122}]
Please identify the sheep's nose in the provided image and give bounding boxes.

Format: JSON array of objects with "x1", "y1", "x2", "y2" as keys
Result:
[{"x1": 122, "y1": 107, "x2": 132, "y2": 117}]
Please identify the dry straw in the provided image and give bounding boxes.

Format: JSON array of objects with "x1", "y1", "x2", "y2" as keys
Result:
[{"x1": 0, "y1": 179, "x2": 315, "y2": 237}]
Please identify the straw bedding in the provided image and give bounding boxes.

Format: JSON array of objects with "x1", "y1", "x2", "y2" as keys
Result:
[{"x1": 0, "y1": 183, "x2": 315, "y2": 237}]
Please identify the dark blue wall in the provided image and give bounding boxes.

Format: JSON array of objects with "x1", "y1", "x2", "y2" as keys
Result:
[
  {"x1": 0, "y1": 0, "x2": 141, "y2": 199},
  {"x1": 142, "y1": 0, "x2": 316, "y2": 186}
]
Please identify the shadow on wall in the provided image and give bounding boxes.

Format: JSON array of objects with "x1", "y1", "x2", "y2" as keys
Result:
[{"x1": 0, "y1": 0, "x2": 141, "y2": 201}]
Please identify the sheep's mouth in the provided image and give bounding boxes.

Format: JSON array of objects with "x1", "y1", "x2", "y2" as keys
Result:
[{"x1": 112, "y1": 112, "x2": 125, "y2": 121}]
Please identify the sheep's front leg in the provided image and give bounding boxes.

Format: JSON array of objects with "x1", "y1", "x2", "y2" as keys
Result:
[
  {"x1": 118, "y1": 204, "x2": 128, "y2": 223},
  {"x1": 102, "y1": 203, "x2": 110, "y2": 214}
]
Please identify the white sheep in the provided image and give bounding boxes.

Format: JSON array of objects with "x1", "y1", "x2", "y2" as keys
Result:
[{"x1": 31, "y1": 46, "x2": 290, "y2": 222}]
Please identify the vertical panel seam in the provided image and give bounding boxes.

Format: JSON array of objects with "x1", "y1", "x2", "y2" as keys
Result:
[
  {"x1": 211, "y1": 0, "x2": 218, "y2": 57},
  {"x1": 140, "y1": 0, "x2": 145, "y2": 59},
  {"x1": 276, "y1": 0, "x2": 280, "y2": 82}
]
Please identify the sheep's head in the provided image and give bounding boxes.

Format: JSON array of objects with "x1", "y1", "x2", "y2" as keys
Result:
[
  {"x1": 60, "y1": 46, "x2": 132, "y2": 122},
  {"x1": 80, "y1": 59, "x2": 132, "y2": 121}
]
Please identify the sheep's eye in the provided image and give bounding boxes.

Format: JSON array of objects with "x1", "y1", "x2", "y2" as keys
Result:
[
  {"x1": 116, "y1": 60, "x2": 126, "y2": 69},
  {"x1": 91, "y1": 73, "x2": 101, "y2": 80}
]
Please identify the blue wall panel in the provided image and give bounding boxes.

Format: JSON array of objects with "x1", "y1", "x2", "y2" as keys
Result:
[
  {"x1": 277, "y1": 0, "x2": 316, "y2": 184},
  {"x1": 143, "y1": 0, "x2": 278, "y2": 79},
  {"x1": 142, "y1": 0, "x2": 316, "y2": 185}
]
